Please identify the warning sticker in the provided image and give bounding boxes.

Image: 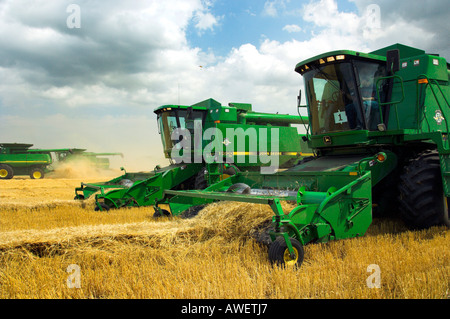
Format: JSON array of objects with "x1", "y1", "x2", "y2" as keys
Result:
[{"x1": 334, "y1": 110, "x2": 348, "y2": 124}]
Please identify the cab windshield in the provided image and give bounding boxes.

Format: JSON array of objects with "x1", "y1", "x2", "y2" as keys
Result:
[
  {"x1": 157, "y1": 109, "x2": 205, "y2": 157},
  {"x1": 303, "y1": 60, "x2": 386, "y2": 135}
]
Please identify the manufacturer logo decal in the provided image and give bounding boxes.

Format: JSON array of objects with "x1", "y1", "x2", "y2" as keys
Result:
[
  {"x1": 434, "y1": 110, "x2": 444, "y2": 125},
  {"x1": 223, "y1": 138, "x2": 231, "y2": 146}
]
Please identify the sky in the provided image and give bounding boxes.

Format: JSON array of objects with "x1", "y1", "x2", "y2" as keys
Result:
[{"x1": 0, "y1": 0, "x2": 449, "y2": 170}]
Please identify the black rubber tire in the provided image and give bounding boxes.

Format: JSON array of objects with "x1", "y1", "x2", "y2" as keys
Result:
[
  {"x1": 30, "y1": 168, "x2": 44, "y2": 179},
  {"x1": 0, "y1": 164, "x2": 14, "y2": 179},
  {"x1": 372, "y1": 169, "x2": 400, "y2": 217},
  {"x1": 268, "y1": 237, "x2": 304, "y2": 267},
  {"x1": 398, "y1": 150, "x2": 450, "y2": 229}
]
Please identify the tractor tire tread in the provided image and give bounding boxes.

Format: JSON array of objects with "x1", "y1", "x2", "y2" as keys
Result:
[
  {"x1": 268, "y1": 237, "x2": 304, "y2": 267},
  {"x1": 398, "y1": 149, "x2": 447, "y2": 229}
]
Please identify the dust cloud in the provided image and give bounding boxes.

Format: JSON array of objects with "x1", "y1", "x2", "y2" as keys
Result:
[{"x1": 48, "y1": 158, "x2": 121, "y2": 179}]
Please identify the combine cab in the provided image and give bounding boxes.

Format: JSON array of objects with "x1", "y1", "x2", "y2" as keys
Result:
[{"x1": 161, "y1": 43, "x2": 450, "y2": 267}]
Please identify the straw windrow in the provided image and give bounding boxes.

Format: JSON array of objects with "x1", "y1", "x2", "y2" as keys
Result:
[{"x1": 0, "y1": 179, "x2": 448, "y2": 298}]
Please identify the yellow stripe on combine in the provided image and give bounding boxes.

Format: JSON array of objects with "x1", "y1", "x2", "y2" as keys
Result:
[
  {"x1": 0, "y1": 161, "x2": 49, "y2": 164},
  {"x1": 232, "y1": 152, "x2": 314, "y2": 156},
  {"x1": 218, "y1": 151, "x2": 314, "y2": 157}
]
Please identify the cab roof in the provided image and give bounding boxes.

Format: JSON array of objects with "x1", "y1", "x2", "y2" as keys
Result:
[
  {"x1": 153, "y1": 98, "x2": 221, "y2": 114},
  {"x1": 295, "y1": 49, "x2": 385, "y2": 74},
  {"x1": 295, "y1": 44, "x2": 429, "y2": 75}
]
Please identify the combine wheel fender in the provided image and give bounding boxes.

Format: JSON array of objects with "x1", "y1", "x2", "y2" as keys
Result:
[
  {"x1": 268, "y1": 237, "x2": 304, "y2": 267},
  {"x1": 0, "y1": 164, "x2": 14, "y2": 179},
  {"x1": 398, "y1": 150, "x2": 450, "y2": 229}
]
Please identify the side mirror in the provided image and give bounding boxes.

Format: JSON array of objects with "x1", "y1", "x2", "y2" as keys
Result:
[
  {"x1": 386, "y1": 49, "x2": 400, "y2": 74},
  {"x1": 297, "y1": 89, "x2": 302, "y2": 108}
]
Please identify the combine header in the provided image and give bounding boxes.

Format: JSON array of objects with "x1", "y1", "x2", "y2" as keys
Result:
[{"x1": 159, "y1": 43, "x2": 450, "y2": 266}]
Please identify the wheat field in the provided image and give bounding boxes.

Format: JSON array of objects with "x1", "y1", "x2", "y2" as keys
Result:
[{"x1": 0, "y1": 176, "x2": 448, "y2": 299}]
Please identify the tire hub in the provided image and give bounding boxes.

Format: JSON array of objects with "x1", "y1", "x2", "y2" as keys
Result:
[{"x1": 0, "y1": 169, "x2": 8, "y2": 178}]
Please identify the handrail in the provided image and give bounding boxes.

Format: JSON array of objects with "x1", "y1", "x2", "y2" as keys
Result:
[{"x1": 376, "y1": 75, "x2": 405, "y2": 129}]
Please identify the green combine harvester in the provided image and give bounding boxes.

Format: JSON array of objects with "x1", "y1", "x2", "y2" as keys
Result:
[
  {"x1": 0, "y1": 144, "x2": 124, "y2": 179},
  {"x1": 0, "y1": 143, "x2": 73, "y2": 179},
  {"x1": 158, "y1": 43, "x2": 450, "y2": 266},
  {"x1": 74, "y1": 99, "x2": 312, "y2": 213}
]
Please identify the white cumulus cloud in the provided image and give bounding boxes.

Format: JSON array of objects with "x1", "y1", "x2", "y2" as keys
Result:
[
  {"x1": 0, "y1": 0, "x2": 447, "y2": 170},
  {"x1": 283, "y1": 24, "x2": 302, "y2": 33}
]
